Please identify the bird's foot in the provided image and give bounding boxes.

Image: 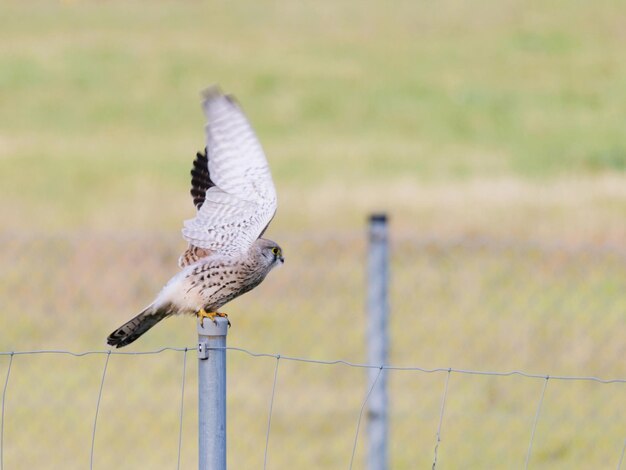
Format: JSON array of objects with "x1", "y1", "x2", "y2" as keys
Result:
[
  {"x1": 197, "y1": 309, "x2": 230, "y2": 327},
  {"x1": 217, "y1": 312, "x2": 231, "y2": 328}
]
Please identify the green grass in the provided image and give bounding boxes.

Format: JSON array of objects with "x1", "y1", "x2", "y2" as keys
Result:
[
  {"x1": 2, "y1": 0, "x2": 626, "y2": 232},
  {"x1": 1, "y1": 1, "x2": 626, "y2": 468}
]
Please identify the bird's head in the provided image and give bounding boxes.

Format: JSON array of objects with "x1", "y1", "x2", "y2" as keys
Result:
[{"x1": 256, "y1": 238, "x2": 285, "y2": 267}]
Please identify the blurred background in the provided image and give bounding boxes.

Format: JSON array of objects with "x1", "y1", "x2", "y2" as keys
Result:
[{"x1": 0, "y1": 1, "x2": 625, "y2": 469}]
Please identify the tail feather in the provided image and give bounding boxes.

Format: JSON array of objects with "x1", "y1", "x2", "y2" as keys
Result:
[{"x1": 107, "y1": 303, "x2": 174, "y2": 348}]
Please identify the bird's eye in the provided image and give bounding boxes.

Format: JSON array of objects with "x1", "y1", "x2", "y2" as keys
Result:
[{"x1": 271, "y1": 247, "x2": 279, "y2": 255}]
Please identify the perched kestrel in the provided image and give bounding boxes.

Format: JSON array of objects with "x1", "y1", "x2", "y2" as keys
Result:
[{"x1": 107, "y1": 86, "x2": 283, "y2": 348}]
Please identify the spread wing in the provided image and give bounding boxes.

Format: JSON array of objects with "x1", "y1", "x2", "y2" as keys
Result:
[{"x1": 181, "y1": 86, "x2": 277, "y2": 258}]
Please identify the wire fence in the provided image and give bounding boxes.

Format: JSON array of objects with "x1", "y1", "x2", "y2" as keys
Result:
[
  {"x1": 0, "y1": 231, "x2": 625, "y2": 468},
  {"x1": 1, "y1": 347, "x2": 624, "y2": 470}
]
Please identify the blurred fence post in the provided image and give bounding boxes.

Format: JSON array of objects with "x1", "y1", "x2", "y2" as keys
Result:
[
  {"x1": 198, "y1": 317, "x2": 229, "y2": 470},
  {"x1": 367, "y1": 214, "x2": 389, "y2": 470}
]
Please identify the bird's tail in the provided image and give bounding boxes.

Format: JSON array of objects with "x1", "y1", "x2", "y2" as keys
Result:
[{"x1": 107, "y1": 303, "x2": 174, "y2": 349}]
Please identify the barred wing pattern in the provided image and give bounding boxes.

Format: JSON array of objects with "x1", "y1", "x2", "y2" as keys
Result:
[
  {"x1": 190, "y1": 149, "x2": 214, "y2": 210},
  {"x1": 182, "y1": 87, "x2": 277, "y2": 257}
]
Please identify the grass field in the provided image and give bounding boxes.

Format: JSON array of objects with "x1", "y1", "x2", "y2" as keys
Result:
[
  {"x1": 1, "y1": 1, "x2": 625, "y2": 469},
  {"x1": 2, "y1": 0, "x2": 626, "y2": 235}
]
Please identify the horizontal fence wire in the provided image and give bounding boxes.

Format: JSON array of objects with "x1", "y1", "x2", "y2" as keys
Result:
[
  {"x1": 1, "y1": 347, "x2": 625, "y2": 383},
  {"x1": 220, "y1": 347, "x2": 626, "y2": 384}
]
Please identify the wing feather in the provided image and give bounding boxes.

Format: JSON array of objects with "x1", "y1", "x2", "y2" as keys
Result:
[
  {"x1": 190, "y1": 149, "x2": 214, "y2": 210},
  {"x1": 181, "y1": 86, "x2": 277, "y2": 257}
]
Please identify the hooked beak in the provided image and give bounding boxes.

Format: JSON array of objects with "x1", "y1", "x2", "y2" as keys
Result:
[{"x1": 278, "y1": 256, "x2": 285, "y2": 264}]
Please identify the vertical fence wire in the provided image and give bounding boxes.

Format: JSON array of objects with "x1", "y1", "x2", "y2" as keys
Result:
[
  {"x1": 1, "y1": 353, "x2": 14, "y2": 470},
  {"x1": 432, "y1": 369, "x2": 451, "y2": 470},
  {"x1": 90, "y1": 350, "x2": 111, "y2": 470},
  {"x1": 349, "y1": 366, "x2": 383, "y2": 470},
  {"x1": 264, "y1": 355, "x2": 281, "y2": 470},
  {"x1": 525, "y1": 376, "x2": 549, "y2": 470},
  {"x1": 617, "y1": 439, "x2": 626, "y2": 470},
  {"x1": 176, "y1": 348, "x2": 188, "y2": 470}
]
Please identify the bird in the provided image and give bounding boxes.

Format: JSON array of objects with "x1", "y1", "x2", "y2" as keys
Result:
[{"x1": 107, "y1": 86, "x2": 284, "y2": 348}]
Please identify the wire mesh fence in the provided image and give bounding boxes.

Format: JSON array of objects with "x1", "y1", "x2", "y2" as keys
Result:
[
  {"x1": 0, "y1": 231, "x2": 625, "y2": 469},
  {"x1": 1, "y1": 348, "x2": 624, "y2": 470}
]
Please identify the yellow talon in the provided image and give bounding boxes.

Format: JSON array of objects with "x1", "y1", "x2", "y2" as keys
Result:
[{"x1": 197, "y1": 309, "x2": 229, "y2": 327}]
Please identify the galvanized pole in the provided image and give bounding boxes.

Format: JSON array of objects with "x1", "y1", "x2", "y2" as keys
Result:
[
  {"x1": 367, "y1": 214, "x2": 389, "y2": 470},
  {"x1": 198, "y1": 317, "x2": 229, "y2": 470}
]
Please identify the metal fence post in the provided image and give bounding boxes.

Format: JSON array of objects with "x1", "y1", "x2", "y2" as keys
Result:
[
  {"x1": 367, "y1": 214, "x2": 389, "y2": 470},
  {"x1": 198, "y1": 317, "x2": 229, "y2": 470}
]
